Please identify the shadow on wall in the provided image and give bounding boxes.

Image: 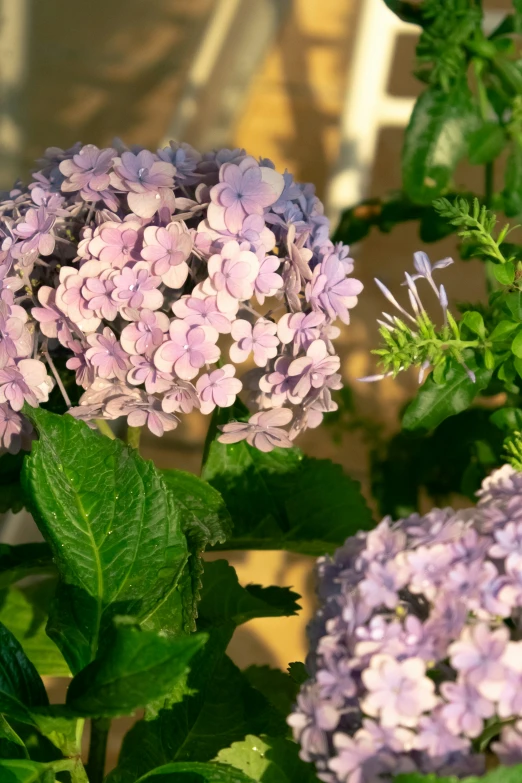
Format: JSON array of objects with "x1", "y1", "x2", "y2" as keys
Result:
[{"x1": 24, "y1": 0, "x2": 214, "y2": 176}]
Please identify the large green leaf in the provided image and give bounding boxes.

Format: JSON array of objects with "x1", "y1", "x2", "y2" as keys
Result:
[
  {"x1": 161, "y1": 470, "x2": 232, "y2": 552},
  {"x1": 503, "y1": 141, "x2": 522, "y2": 217},
  {"x1": 215, "y1": 735, "x2": 319, "y2": 783},
  {"x1": 161, "y1": 469, "x2": 233, "y2": 634},
  {"x1": 0, "y1": 581, "x2": 69, "y2": 677},
  {"x1": 467, "y1": 121, "x2": 506, "y2": 165},
  {"x1": 0, "y1": 759, "x2": 56, "y2": 783},
  {"x1": 108, "y1": 631, "x2": 286, "y2": 783},
  {"x1": 21, "y1": 407, "x2": 189, "y2": 674},
  {"x1": 202, "y1": 421, "x2": 373, "y2": 555},
  {"x1": 135, "y1": 762, "x2": 255, "y2": 783},
  {"x1": 0, "y1": 545, "x2": 54, "y2": 590},
  {"x1": 243, "y1": 666, "x2": 300, "y2": 717},
  {"x1": 198, "y1": 561, "x2": 300, "y2": 626},
  {"x1": 402, "y1": 358, "x2": 492, "y2": 432},
  {"x1": 0, "y1": 621, "x2": 48, "y2": 723},
  {"x1": 394, "y1": 763, "x2": 522, "y2": 782},
  {"x1": 66, "y1": 620, "x2": 206, "y2": 717},
  {"x1": 0, "y1": 453, "x2": 27, "y2": 514},
  {"x1": 108, "y1": 558, "x2": 296, "y2": 783},
  {"x1": 402, "y1": 84, "x2": 480, "y2": 204}
]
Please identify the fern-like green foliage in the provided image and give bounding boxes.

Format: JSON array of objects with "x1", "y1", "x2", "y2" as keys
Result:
[
  {"x1": 416, "y1": 0, "x2": 483, "y2": 89},
  {"x1": 433, "y1": 197, "x2": 515, "y2": 265}
]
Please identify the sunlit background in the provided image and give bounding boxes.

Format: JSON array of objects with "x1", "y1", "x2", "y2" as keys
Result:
[{"x1": 0, "y1": 0, "x2": 510, "y2": 764}]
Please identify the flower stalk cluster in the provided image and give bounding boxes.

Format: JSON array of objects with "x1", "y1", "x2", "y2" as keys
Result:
[
  {"x1": 363, "y1": 251, "x2": 488, "y2": 384},
  {"x1": 0, "y1": 141, "x2": 362, "y2": 454},
  {"x1": 289, "y1": 465, "x2": 522, "y2": 781}
]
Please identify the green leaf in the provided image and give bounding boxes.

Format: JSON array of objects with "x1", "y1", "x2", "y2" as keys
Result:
[
  {"x1": 198, "y1": 561, "x2": 300, "y2": 627},
  {"x1": 66, "y1": 620, "x2": 207, "y2": 718},
  {"x1": 202, "y1": 415, "x2": 374, "y2": 555},
  {"x1": 493, "y1": 261, "x2": 515, "y2": 285},
  {"x1": 21, "y1": 407, "x2": 189, "y2": 674},
  {"x1": 160, "y1": 470, "x2": 233, "y2": 632},
  {"x1": 0, "y1": 621, "x2": 48, "y2": 724},
  {"x1": 468, "y1": 121, "x2": 506, "y2": 164},
  {"x1": 215, "y1": 735, "x2": 319, "y2": 783},
  {"x1": 0, "y1": 453, "x2": 28, "y2": 514},
  {"x1": 0, "y1": 759, "x2": 58, "y2": 783},
  {"x1": 489, "y1": 320, "x2": 519, "y2": 342},
  {"x1": 460, "y1": 310, "x2": 486, "y2": 338},
  {"x1": 0, "y1": 581, "x2": 69, "y2": 677},
  {"x1": 0, "y1": 545, "x2": 54, "y2": 590},
  {"x1": 394, "y1": 762, "x2": 522, "y2": 782},
  {"x1": 503, "y1": 142, "x2": 522, "y2": 217},
  {"x1": 160, "y1": 470, "x2": 232, "y2": 553},
  {"x1": 505, "y1": 290, "x2": 522, "y2": 321},
  {"x1": 512, "y1": 329, "x2": 522, "y2": 358},
  {"x1": 243, "y1": 666, "x2": 299, "y2": 716},
  {"x1": 0, "y1": 715, "x2": 28, "y2": 758},
  {"x1": 108, "y1": 637, "x2": 286, "y2": 783},
  {"x1": 135, "y1": 762, "x2": 256, "y2": 783},
  {"x1": 287, "y1": 662, "x2": 308, "y2": 686},
  {"x1": 402, "y1": 358, "x2": 492, "y2": 432},
  {"x1": 402, "y1": 84, "x2": 480, "y2": 205},
  {"x1": 491, "y1": 407, "x2": 522, "y2": 432}
]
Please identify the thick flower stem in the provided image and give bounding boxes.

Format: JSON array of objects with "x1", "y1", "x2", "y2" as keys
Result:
[
  {"x1": 86, "y1": 717, "x2": 111, "y2": 783},
  {"x1": 95, "y1": 419, "x2": 116, "y2": 440},
  {"x1": 127, "y1": 425, "x2": 142, "y2": 450}
]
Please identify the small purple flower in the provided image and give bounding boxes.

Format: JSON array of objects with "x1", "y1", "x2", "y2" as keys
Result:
[
  {"x1": 59, "y1": 144, "x2": 116, "y2": 196},
  {"x1": 218, "y1": 407, "x2": 293, "y2": 452},
  {"x1": 287, "y1": 683, "x2": 341, "y2": 759},
  {"x1": 0, "y1": 403, "x2": 32, "y2": 454},
  {"x1": 449, "y1": 623, "x2": 508, "y2": 698},
  {"x1": 153, "y1": 321, "x2": 219, "y2": 381},
  {"x1": 208, "y1": 156, "x2": 284, "y2": 233},
  {"x1": 127, "y1": 354, "x2": 171, "y2": 395},
  {"x1": 83, "y1": 275, "x2": 118, "y2": 321},
  {"x1": 161, "y1": 380, "x2": 200, "y2": 414},
  {"x1": 0, "y1": 359, "x2": 53, "y2": 411},
  {"x1": 120, "y1": 310, "x2": 170, "y2": 355},
  {"x1": 157, "y1": 140, "x2": 202, "y2": 183},
  {"x1": 359, "y1": 560, "x2": 408, "y2": 610},
  {"x1": 277, "y1": 311, "x2": 324, "y2": 354},
  {"x1": 111, "y1": 263, "x2": 163, "y2": 313},
  {"x1": 66, "y1": 342, "x2": 95, "y2": 389},
  {"x1": 109, "y1": 392, "x2": 179, "y2": 437},
  {"x1": 229, "y1": 318, "x2": 279, "y2": 367},
  {"x1": 361, "y1": 655, "x2": 437, "y2": 728},
  {"x1": 86, "y1": 328, "x2": 130, "y2": 381},
  {"x1": 440, "y1": 680, "x2": 494, "y2": 738},
  {"x1": 87, "y1": 221, "x2": 142, "y2": 269},
  {"x1": 172, "y1": 294, "x2": 233, "y2": 334},
  {"x1": 13, "y1": 207, "x2": 56, "y2": 257},
  {"x1": 206, "y1": 240, "x2": 260, "y2": 313},
  {"x1": 110, "y1": 150, "x2": 176, "y2": 218},
  {"x1": 32, "y1": 286, "x2": 73, "y2": 345},
  {"x1": 0, "y1": 304, "x2": 32, "y2": 367},
  {"x1": 195, "y1": 364, "x2": 242, "y2": 414},
  {"x1": 141, "y1": 222, "x2": 192, "y2": 289},
  {"x1": 287, "y1": 339, "x2": 340, "y2": 400},
  {"x1": 253, "y1": 252, "x2": 283, "y2": 304},
  {"x1": 306, "y1": 254, "x2": 363, "y2": 324}
]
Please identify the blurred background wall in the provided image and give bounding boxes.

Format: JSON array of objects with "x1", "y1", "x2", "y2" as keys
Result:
[{"x1": 0, "y1": 0, "x2": 506, "y2": 709}]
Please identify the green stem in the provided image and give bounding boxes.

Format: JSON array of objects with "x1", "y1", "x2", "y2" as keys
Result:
[
  {"x1": 86, "y1": 717, "x2": 111, "y2": 783},
  {"x1": 127, "y1": 425, "x2": 142, "y2": 450},
  {"x1": 485, "y1": 160, "x2": 494, "y2": 208},
  {"x1": 95, "y1": 419, "x2": 116, "y2": 440},
  {"x1": 52, "y1": 758, "x2": 89, "y2": 783}
]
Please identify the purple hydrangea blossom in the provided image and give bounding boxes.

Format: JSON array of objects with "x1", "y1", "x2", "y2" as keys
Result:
[
  {"x1": 0, "y1": 139, "x2": 360, "y2": 449},
  {"x1": 289, "y1": 465, "x2": 522, "y2": 781},
  {"x1": 229, "y1": 318, "x2": 279, "y2": 367}
]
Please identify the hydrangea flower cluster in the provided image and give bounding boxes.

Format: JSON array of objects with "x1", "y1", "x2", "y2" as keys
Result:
[
  {"x1": 289, "y1": 464, "x2": 522, "y2": 781},
  {"x1": 0, "y1": 140, "x2": 362, "y2": 454}
]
